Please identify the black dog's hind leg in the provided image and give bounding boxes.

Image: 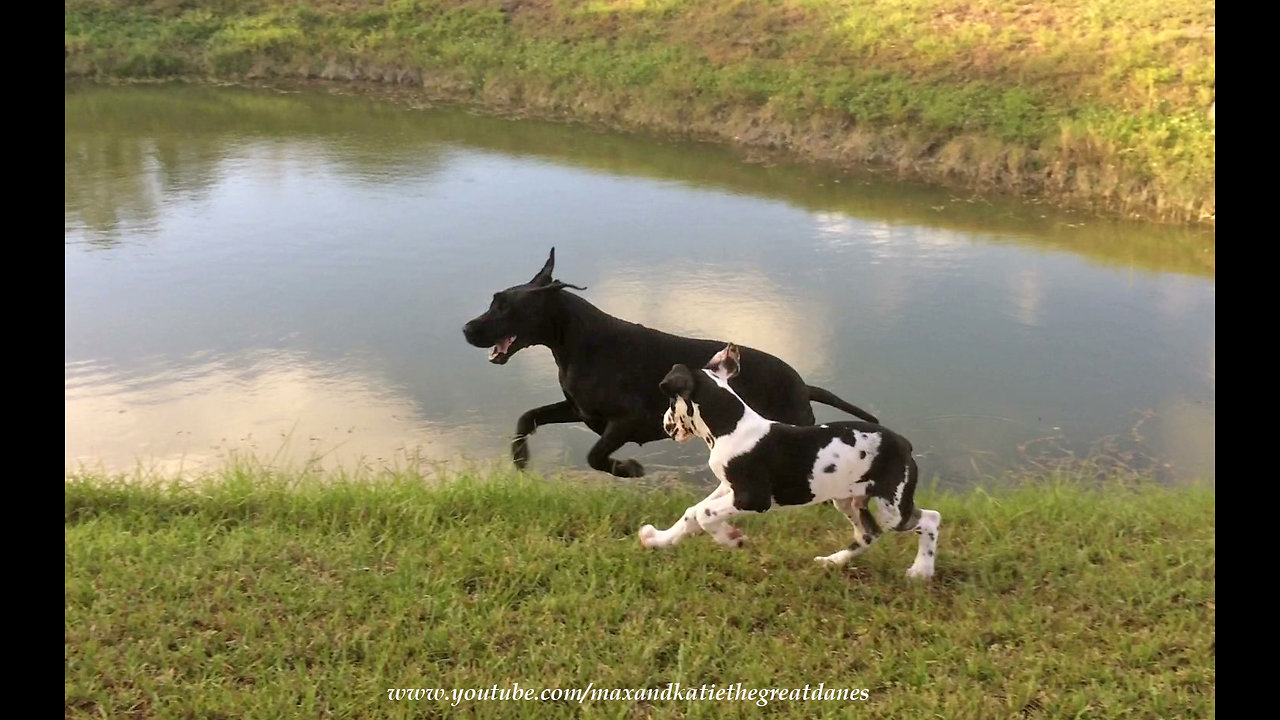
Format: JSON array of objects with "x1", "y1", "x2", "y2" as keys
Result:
[
  {"x1": 513, "y1": 401, "x2": 581, "y2": 469},
  {"x1": 587, "y1": 420, "x2": 645, "y2": 478},
  {"x1": 815, "y1": 497, "x2": 882, "y2": 566}
]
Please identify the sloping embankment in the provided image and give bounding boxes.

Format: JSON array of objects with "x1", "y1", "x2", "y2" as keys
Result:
[{"x1": 65, "y1": 0, "x2": 1215, "y2": 224}]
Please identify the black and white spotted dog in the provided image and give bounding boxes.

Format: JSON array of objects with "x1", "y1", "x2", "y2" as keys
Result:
[{"x1": 638, "y1": 343, "x2": 941, "y2": 580}]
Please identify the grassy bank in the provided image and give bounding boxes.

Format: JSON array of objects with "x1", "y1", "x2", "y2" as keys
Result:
[
  {"x1": 64, "y1": 1, "x2": 1215, "y2": 224},
  {"x1": 65, "y1": 468, "x2": 1215, "y2": 718}
]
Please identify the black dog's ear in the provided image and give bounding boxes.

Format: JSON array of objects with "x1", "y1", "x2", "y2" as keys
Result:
[
  {"x1": 659, "y1": 364, "x2": 696, "y2": 399},
  {"x1": 530, "y1": 247, "x2": 555, "y2": 286},
  {"x1": 529, "y1": 279, "x2": 587, "y2": 293}
]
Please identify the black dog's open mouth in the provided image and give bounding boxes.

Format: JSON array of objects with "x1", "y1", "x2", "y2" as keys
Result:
[{"x1": 488, "y1": 335, "x2": 518, "y2": 364}]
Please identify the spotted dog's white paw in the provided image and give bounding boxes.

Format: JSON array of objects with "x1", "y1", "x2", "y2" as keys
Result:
[
  {"x1": 905, "y1": 562, "x2": 934, "y2": 581},
  {"x1": 813, "y1": 549, "x2": 855, "y2": 567},
  {"x1": 638, "y1": 524, "x2": 659, "y2": 549}
]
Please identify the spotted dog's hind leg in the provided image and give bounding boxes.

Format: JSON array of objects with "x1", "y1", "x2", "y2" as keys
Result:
[
  {"x1": 903, "y1": 508, "x2": 941, "y2": 580},
  {"x1": 871, "y1": 455, "x2": 941, "y2": 581},
  {"x1": 815, "y1": 497, "x2": 882, "y2": 567},
  {"x1": 639, "y1": 482, "x2": 735, "y2": 549}
]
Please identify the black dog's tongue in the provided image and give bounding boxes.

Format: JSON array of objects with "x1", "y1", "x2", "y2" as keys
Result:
[{"x1": 488, "y1": 335, "x2": 516, "y2": 363}]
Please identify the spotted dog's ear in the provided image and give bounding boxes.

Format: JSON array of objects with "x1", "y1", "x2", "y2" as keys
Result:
[
  {"x1": 659, "y1": 364, "x2": 696, "y2": 399},
  {"x1": 530, "y1": 247, "x2": 555, "y2": 286},
  {"x1": 705, "y1": 343, "x2": 740, "y2": 381}
]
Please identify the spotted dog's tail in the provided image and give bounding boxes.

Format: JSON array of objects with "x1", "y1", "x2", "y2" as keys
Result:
[{"x1": 806, "y1": 385, "x2": 879, "y2": 424}]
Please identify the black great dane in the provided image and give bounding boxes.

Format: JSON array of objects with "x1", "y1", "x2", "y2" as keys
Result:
[{"x1": 462, "y1": 249, "x2": 879, "y2": 478}]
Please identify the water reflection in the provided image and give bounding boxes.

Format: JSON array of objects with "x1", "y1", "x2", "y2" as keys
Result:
[
  {"x1": 65, "y1": 91, "x2": 448, "y2": 242},
  {"x1": 66, "y1": 83, "x2": 1214, "y2": 276},
  {"x1": 1009, "y1": 268, "x2": 1044, "y2": 327},
  {"x1": 65, "y1": 352, "x2": 489, "y2": 473}
]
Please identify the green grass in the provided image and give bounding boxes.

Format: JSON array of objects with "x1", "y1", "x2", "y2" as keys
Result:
[
  {"x1": 65, "y1": 466, "x2": 1215, "y2": 718},
  {"x1": 64, "y1": 1, "x2": 1215, "y2": 224}
]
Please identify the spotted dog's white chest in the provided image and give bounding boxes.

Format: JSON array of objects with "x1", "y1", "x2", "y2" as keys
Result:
[
  {"x1": 806, "y1": 431, "x2": 882, "y2": 501},
  {"x1": 706, "y1": 423, "x2": 770, "y2": 482}
]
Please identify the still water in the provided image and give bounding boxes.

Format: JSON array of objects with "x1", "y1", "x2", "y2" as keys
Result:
[{"x1": 64, "y1": 85, "x2": 1215, "y2": 483}]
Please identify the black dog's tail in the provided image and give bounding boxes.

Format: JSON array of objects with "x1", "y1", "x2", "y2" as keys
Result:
[{"x1": 807, "y1": 385, "x2": 879, "y2": 424}]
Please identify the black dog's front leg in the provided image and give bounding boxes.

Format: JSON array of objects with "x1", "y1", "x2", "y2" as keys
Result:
[
  {"x1": 513, "y1": 401, "x2": 582, "y2": 469},
  {"x1": 587, "y1": 421, "x2": 645, "y2": 478}
]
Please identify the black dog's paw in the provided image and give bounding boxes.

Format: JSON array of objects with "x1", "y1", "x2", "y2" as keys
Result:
[
  {"x1": 614, "y1": 459, "x2": 645, "y2": 478},
  {"x1": 511, "y1": 435, "x2": 531, "y2": 469}
]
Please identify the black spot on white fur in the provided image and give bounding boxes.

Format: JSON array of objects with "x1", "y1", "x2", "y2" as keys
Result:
[{"x1": 824, "y1": 464, "x2": 837, "y2": 473}]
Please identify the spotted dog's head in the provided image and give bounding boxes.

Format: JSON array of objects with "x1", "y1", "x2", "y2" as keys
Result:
[
  {"x1": 659, "y1": 343, "x2": 744, "y2": 445},
  {"x1": 462, "y1": 248, "x2": 586, "y2": 364}
]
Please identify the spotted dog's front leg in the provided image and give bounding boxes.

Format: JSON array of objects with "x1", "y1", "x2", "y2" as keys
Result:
[
  {"x1": 694, "y1": 491, "x2": 750, "y2": 548},
  {"x1": 639, "y1": 482, "x2": 745, "y2": 549}
]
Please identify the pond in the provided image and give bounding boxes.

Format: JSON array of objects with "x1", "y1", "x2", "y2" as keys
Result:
[{"x1": 65, "y1": 84, "x2": 1215, "y2": 484}]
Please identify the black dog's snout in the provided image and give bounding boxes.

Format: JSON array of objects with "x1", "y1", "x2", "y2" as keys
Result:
[{"x1": 462, "y1": 320, "x2": 481, "y2": 345}]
